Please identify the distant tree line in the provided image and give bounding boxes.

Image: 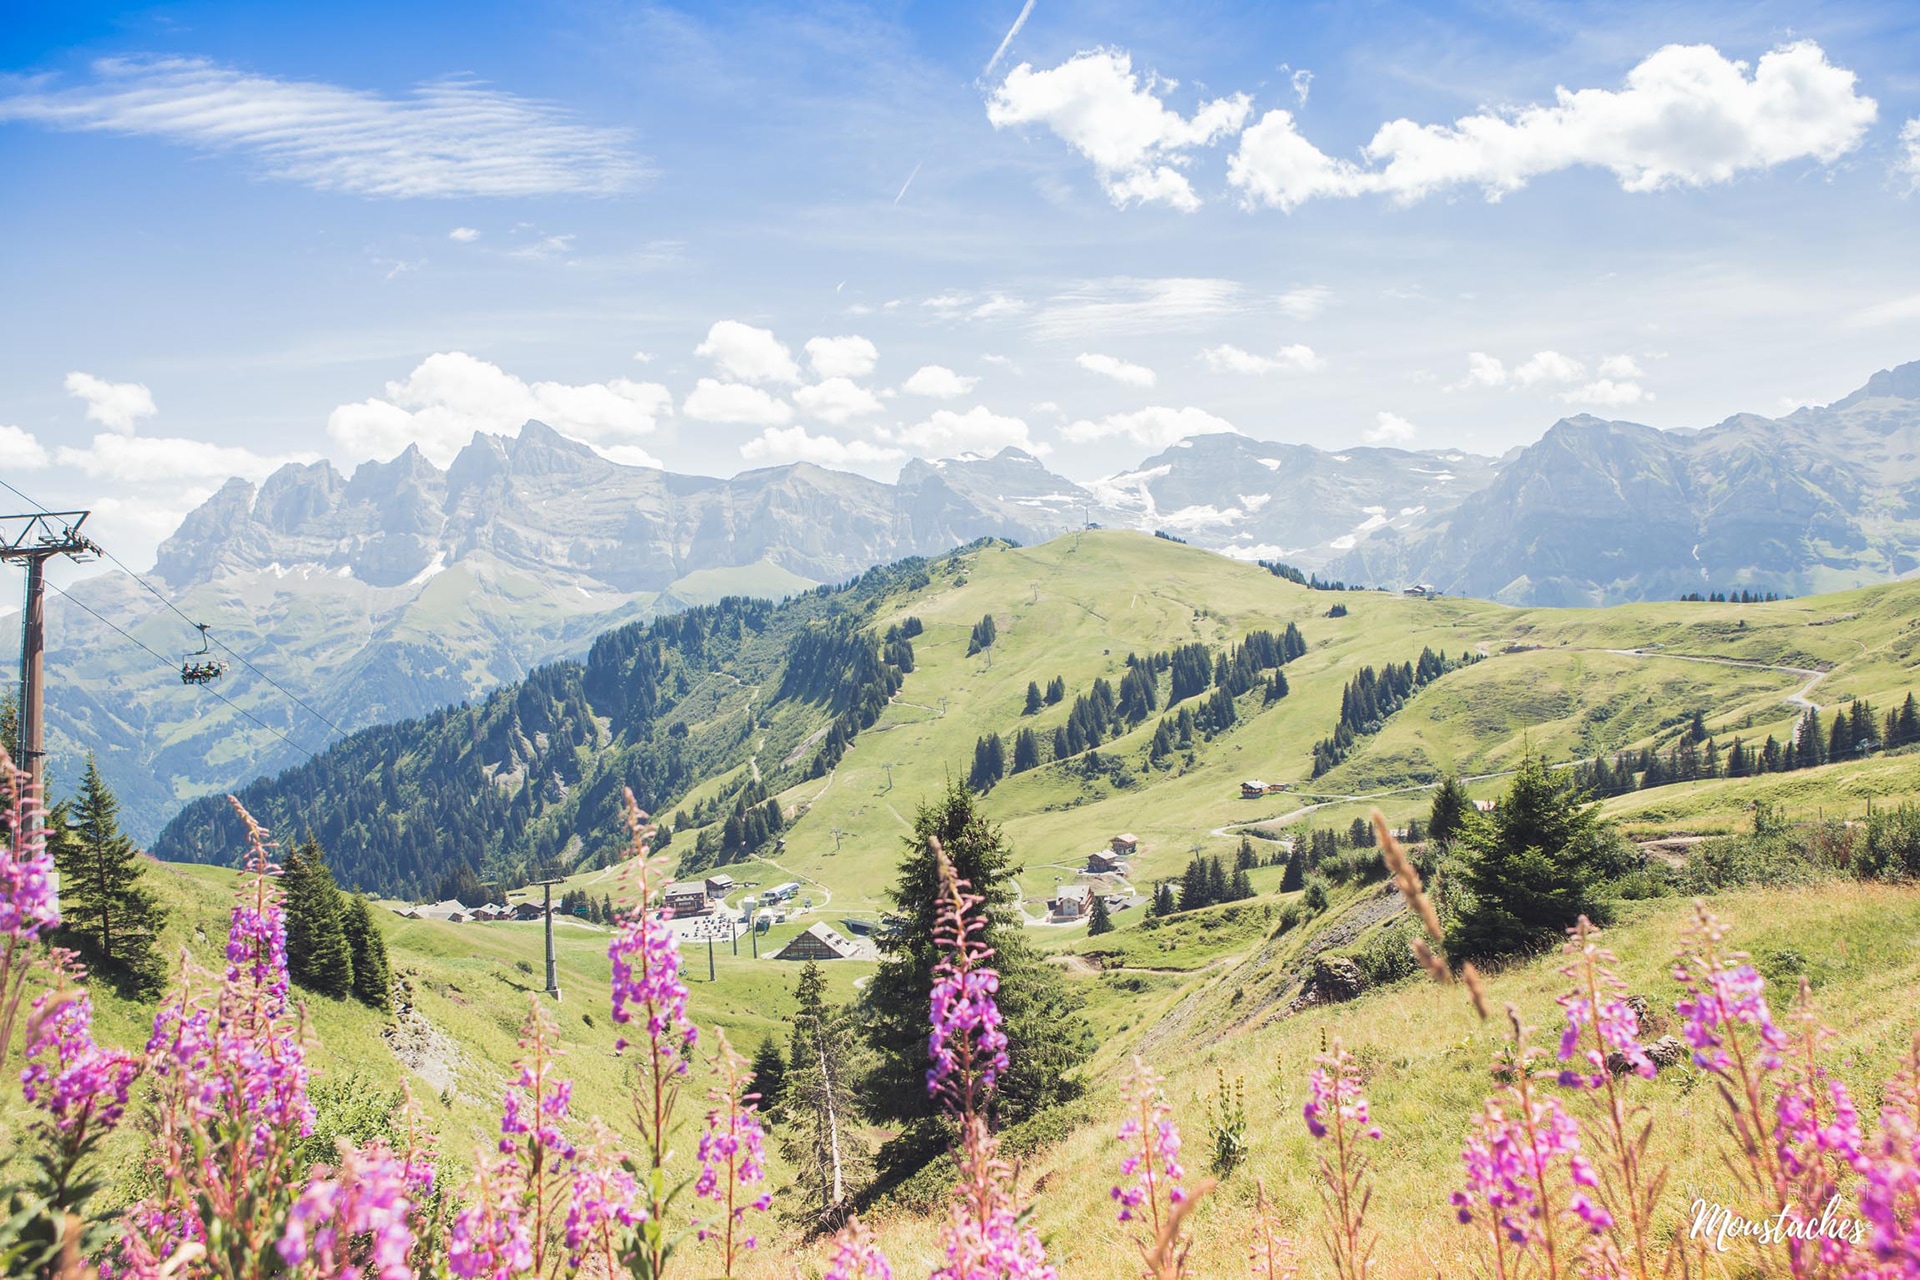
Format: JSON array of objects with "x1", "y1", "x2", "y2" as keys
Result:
[
  {"x1": 1310, "y1": 648, "x2": 1480, "y2": 777},
  {"x1": 1572, "y1": 695, "x2": 1920, "y2": 796},
  {"x1": 967, "y1": 625, "x2": 1307, "y2": 791},
  {"x1": 559, "y1": 887, "x2": 617, "y2": 923},
  {"x1": 1258, "y1": 559, "x2": 1366, "y2": 591},
  {"x1": 1678, "y1": 589, "x2": 1785, "y2": 603},
  {"x1": 283, "y1": 839, "x2": 391, "y2": 1010}
]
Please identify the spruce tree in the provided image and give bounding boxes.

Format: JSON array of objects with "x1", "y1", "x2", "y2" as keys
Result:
[
  {"x1": 1280, "y1": 845, "x2": 1305, "y2": 892},
  {"x1": 783, "y1": 959, "x2": 869, "y2": 1219},
  {"x1": 1086, "y1": 892, "x2": 1114, "y2": 935},
  {"x1": 1023, "y1": 682, "x2": 1043, "y2": 715},
  {"x1": 51, "y1": 756, "x2": 167, "y2": 996},
  {"x1": 1445, "y1": 757, "x2": 1616, "y2": 961},
  {"x1": 1045, "y1": 676, "x2": 1066, "y2": 705},
  {"x1": 1151, "y1": 882, "x2": 1177, "y2": 917},
  {"x1": 750, "y1": 1035, "x2": 788, "y2": 1110},
  {"x1": 284, "y1": 839, "x2": 355, "y2": 998},
  {"x1": 1228, "y1": 867, "x2": 1254, "y2": 901},
  {"x1": 1428, "y1": 775, "x2": 1470, "y2": 844},
  {"x1": 862, "y1": 782, "x2": 1087, "y2": 1133},
  {"x1": 340, "y1": 893, "x2": 392, "y2": 1011},
  {"x1": 1235, "y1": 835, "x2": 1257, "y2": 871}
]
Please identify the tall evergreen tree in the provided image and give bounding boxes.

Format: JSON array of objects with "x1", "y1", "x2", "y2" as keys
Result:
[
  {"x1": 339, "y1": 893, "x2": 392, "y2": 1010},
  {"x1": 1235, "y1": 835, "x2": 1257, "y2": 871},
  {"x1": 1428, "y1": 775, "x2": 1470, "y2": 845},
  {"x1": 783, "y1": 960, "x2": 869, "y2": 1220},
  {"x1": 1086, "y1": 892, "x2": 1114, "y2": 936},
  {"x1": 750, "y1": 1035, "x2": 788, "y2": 1111},
  {"x1": 50, "y1": 756, "x2": 167, "y2": 996},
  {"x1": 1011, "y1": 728, "x2": 1041, "y2": 774},
  {"x1": 1445, "y1": 757, "x2": 1616, "y2": 960},
  {"x1": 862, "y1": 782, "x2": 1087, "y2": 1133},
  {"x1": 284, "y1": 839, "x2": 355, "y2": 998},
  {"x1": 1150, "y1": 882, "x2": 1177, "y2": 917},
  {"x1": 1280, "y1": 845, "x2": 1305, "y2": 892},
  {"x1": 1044, "y1": 676, "x2": 1066, "y2": 705}
]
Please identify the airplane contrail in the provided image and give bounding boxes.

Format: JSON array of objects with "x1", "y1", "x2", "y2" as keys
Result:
[
  {"x1": 981, "y1": 0, "x2": 1036, "y2": 79},
  {"x1": 893, "y1": 159, "x2": 923, "y2": 206}
]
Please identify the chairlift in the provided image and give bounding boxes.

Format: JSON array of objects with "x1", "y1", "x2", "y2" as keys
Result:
[{"x1": 181, "y1": 623, "x2": 227, "y2": 686}]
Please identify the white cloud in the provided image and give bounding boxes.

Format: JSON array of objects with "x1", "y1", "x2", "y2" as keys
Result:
[
  {"x1": 1562, "y1": 379, "x2": 1651, "y2": 406},
  {"x1": 0, "y1": 55, "x2": 644, "y2": 198},
  {"x1": 1200, "y1": 343, "x2": 1324, "y2": 375},
  {"x1": 883, "y1": 406, "x2": 1039, "y2": 456},
  {"x1": 1076, "y1": 352, "x2": 1157, "y2": 387},
  {"x1": 1061, "y1": 405, "x2": 1235, "y2": 448},
  {"x1": 902, "y1": 366, "x2": 979, "y2": 398},
  {"x1": 1462, "y1": 352, "x2": 1508, "y2": 387},
  {"x1": 1276, "y1": 285, "x2": 1331, "y2": 319},
  {"x1": 740, "y1": 425, "x2": 905, "y2": 470},
  {"x1": 0, "y1": 424, "x2": 49, "y2": 469},
  {"x1": 1901, "y1": 119, "x2": 1920, "y2": 190},
  {"x1": 987, "y1": 49, "x2": 1251, "y2": 211},
  {"x1": 1228, "y1": 41, "x2": 1875, "y2": 210},
  {"x1": 1290, "y1": 69, "x2": 1313, "y2": 105},
  {"x1": 593, "y1": 444, "x2": 665, "y2": 468},
  {"x1": 1598, "y1": 354, "x2": 1645, "y2": 379},
  {"x1": 325, "y1": 351, "x2": 672, "y2": 465},
  {"x1": 64, "y1": 371, "x2": 157, "y2": 433},
  {"x1": 694, "y1": 321, "x2": 800, "y2": 384},
  {"x1": 804, "y1": 335, "x2": 878, "y2": 379},
  {"x1": 448, "y1": 226, "x2": 479, "y2": 242},
  {"x1": 1365, "y1": 412, "x2": 1417, "y2": 445},
  {"x1": 682, "y1": 379, "x2": 793, "y2": 427},
  {"x1": 56, "y1": 433, "x2": 318, "y2": 483},
  {"x1": 1514, "y1": 351, "x2": 1586, "y2": 386},
  {"x1": 1457, "y1": 350, "x2": 1586, "y2": 389},
  {"x1": 793, "y1": 377, "x2": 884, "y2": 425}
]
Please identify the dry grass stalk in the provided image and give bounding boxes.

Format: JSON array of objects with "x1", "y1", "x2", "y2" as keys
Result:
[
  {"x1": 1461, "y1": 963, "x2": 1490, "y2": 1021},
  {"x1": 1142, "y1": 1175, "x2": 1216, "y2": 1280},
  {"x1": 1373, "y1": 810, "x2": 1451, "y2": 985}
]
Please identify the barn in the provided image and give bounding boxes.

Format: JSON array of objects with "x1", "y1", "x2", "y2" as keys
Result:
[{"x1": 773, "y1": 922, "x2": 863, "y2": 961}]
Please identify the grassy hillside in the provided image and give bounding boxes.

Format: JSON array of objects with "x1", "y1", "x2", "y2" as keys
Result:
[{"x1": 753, "y1": 531, "x2": 1920, "y2": 916}]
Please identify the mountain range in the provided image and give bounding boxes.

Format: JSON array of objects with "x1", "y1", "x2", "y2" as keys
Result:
[{"x1": 15, "y1": 358, "x2": 1920, "y2": 838}]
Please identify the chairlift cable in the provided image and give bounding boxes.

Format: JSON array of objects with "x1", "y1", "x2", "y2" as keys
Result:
[
  {"x1": 0, "y1": 474, "x2": 347, "y2": 737},
  {"x1": 41, "y1": 578, "x2": 321, "y2": 759}
]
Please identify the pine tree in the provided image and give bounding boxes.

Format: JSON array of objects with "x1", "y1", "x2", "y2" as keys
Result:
[
  {"x1": 784, "y1": 960, "x2": 869, "y2": 1219},
  {"x1": 1045, "y1": 676, "x2": 1066, "y2": 705},
  {"x1": 750, "y1": 1036, "x2": 788, "y2": 1110},
  {"x1": 968, "y1": 733, "x2": 1007, "y2": 791},
  {"x1": 1023, "y1": 682, "x2": 1043, "y2": 715},
  {"x1": 1429, "y1": 775, "x2": 1470, "y2": 844},
  {"x1": 50, "y1": 756, "x2": 167, "y2": 996},
  {"x1": 862, "y1": 782, "x2": 1087, "y2": 1133},
  {"x1": 284, "y1": 839, "x2": 356, "y2": 998},
  {"x1": 1280, "y1": 845, "x2": 1305, "y2": 892},
  {"x1": 1228, "y1": 867, "x2": 1254, "y2": 901},
  {"x1": 1204, "y1": 856, "x2": 1227, "y2": 904},
  {"x1": 340, "y1": 893, "x2": 392, "y2": 1011},
  {"x1": 1445, "y1": 756, "x2": 1616, "y2": 961},
  {"x1": 1086, "y1": 892, "x2": 1114, "y2": 935},
  {"x1": 1179, "y1": 855, "x2": 1210, "y2": 911},
  {"x1": 1235, "y1": 835, "x2": 1257, "y2": 871},
  {"x1": 1011, "y1": 728, "x2": 1041, "y2": 774}
]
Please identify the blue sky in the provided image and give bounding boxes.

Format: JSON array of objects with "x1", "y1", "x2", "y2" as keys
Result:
[{"x1": 4, "y1": 0, "x2": 1920, "y2": 567}]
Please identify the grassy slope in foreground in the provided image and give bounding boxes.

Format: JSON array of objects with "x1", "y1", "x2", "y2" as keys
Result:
[{"x1": 840, "y1": 883, "x2": 1920, "y2": 1280}]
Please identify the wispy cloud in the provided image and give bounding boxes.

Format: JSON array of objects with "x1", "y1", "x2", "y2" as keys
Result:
[
  {"x1": 1030, "y1": 277, "x2": 1247, "y2": 340},
  {"x1": 0, "y1": 55, "x2": 646, "y2": 198}
]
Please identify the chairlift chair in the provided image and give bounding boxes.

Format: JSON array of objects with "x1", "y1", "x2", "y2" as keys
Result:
[{"x1": 180, "y1": 623, "x2": 227, "y2": 685}]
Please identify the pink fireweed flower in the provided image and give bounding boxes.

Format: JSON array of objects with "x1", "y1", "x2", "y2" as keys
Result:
[
  {"x1": 1556, "y1": 916, "x2": 1654, "y2": 1089},
  {"x1": 1452, "y1": 1089, "x2": 1609, "y2": 1244},
  {"x1": 1304, "y1": 1050, "x2": 1382, "y2": 1142},
  {"x1": 925, "y1": 842, "x2": 1009, "y2": 1112},
  {"x1": 564, "y1": 1122, "x2": 644, "y2": 1271},
  {"x1": 694, "y1": 1033, "x2": 772, "y2": 1274},
  {"x1": 607, "y1": 800, "x2": 697, "y2": 1068},
  {"x1": 21, "y1": 983, "x2": 139, "y2": 1139},
  {"x1": 0, "y1": 751, "x2": 57, "y2": 944},
  {"x1": 446, "y1": 1159, "x2": 535, "y2": 1280},
  {"x1": 277, "y1": 1142, "x2": 416, "y2": 1280},
  {"x1": 824, "y1": 1217, "x2": 894, "y2": 1280},
  {"x1": 1111, "y1": 1057, "x2": 1187, "y2": 1226},
  {"x1": 1856, "y1": 1035, "x2": 1920, "y2": 1272},
  {"x1": 934, "y1": 1116, "x2": 1056, "y2": 1280},
  {"x1": 1673, "y1": 905, "x2": 1788, "y2": 1077}
]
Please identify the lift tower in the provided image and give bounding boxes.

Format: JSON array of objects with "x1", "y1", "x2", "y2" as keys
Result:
[
  {"x1": 529, "y1": 862, "x2": 568, "y2": 1000},
  {"x1": 3, "y1": 510, "x2": 99, "y2": 832}
]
